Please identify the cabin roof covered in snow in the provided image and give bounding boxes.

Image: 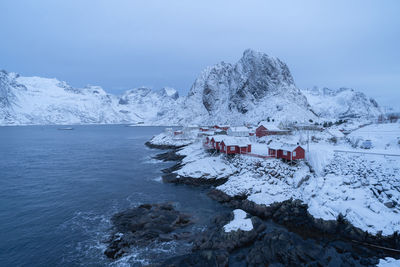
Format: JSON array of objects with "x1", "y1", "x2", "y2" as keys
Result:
[
  {"x1": 221, "y1": 136, "x2": 251, "y2": 146},
  {"x1": 257, "y1": 122, "x2": 281, "y2": 131},
  {"x1": 269, "y1": 142, "x2": 302, "y2": 151},
  {"x1": 228, "y1": 126, "x2": 250, "y2": 132},
  {"x1": 211, "y1": 135, "x2": 225, "y2": 142}
]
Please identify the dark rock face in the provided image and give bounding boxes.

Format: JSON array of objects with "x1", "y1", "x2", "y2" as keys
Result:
[
  {"x1": 145, "y1": 141, "x2": 186, "y2": 150},
  {"x1": 191, "y1": 49, "x2": 299, "y2": 115},
  {"x1": 153, "y1": 150, "x2": 185, "y2": 162},
  {"x1": 246, "y1": 230, "x2": 378, "y2": 267},
  {"x1": 104, "y1": 203, "x2": 193, "y2": 259},
  {"x1": 162, "y1": 173, "x2": 228, "y2": 187}
]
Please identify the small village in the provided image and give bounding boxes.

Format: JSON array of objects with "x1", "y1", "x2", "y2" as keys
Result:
[
  {"x1": 201, "y1": 124, "x2": 305, "y2": 161},
  {"x1": 166, "y1": 122, "x2": 327, "y2": 165},
  {"x1": 153, "y1": 121, "x2": 400, "y2": 240}
]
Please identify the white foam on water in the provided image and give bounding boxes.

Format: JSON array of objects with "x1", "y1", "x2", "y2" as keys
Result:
[{"x1": 152, "y1": 176, "x2": 163, "y2": 183}]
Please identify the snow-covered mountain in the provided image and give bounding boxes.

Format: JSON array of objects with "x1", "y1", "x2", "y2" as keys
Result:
[
  {"x1": 302, "y1": 86, "x2": 381, "y2": 120},
  {"x1": 0, "y1": 49, "x2": 383, "y2": 126},
  {"x1": 0, "y1": 70, "x2": 179, "y2": 125},
  {"x1": 118, "y1": 87, "x2": 180, "y2": 122},
  {"x1": 174, "y1": 49, "x2": 317, "y2": 125}
]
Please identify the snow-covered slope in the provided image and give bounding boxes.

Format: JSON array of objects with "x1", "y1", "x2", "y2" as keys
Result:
[
  {"x1": 176, "y1": 49, "x2": 317, "y2": 125},
  {"x1": 0, "y1": 70, "x2": 179, "y2": 125},
  {"x1": 302, "y1": 86, "x2": 382, "y2": 120}
]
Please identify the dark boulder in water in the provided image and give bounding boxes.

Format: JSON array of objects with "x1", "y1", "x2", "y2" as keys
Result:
[{"x1": 104, "y1": 203, "x2": 193, "y2": 259}]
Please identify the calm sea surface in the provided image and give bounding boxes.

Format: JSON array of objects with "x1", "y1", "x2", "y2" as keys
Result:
[{"x1": 0, "y1": 125, "x2": 227, "y2": 266}]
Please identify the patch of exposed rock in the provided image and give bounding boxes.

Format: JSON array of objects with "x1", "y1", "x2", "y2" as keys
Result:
[
  {"x1": 162, "y1": 172, "x2": 228, "y2": 187},
  {"x1": 152, "y1": 150, "x2": 185, "y2": 162}
]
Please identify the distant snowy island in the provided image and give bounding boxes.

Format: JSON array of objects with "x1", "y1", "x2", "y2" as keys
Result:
[{"x1": 0, "y1": 49, "x2": 384, "y2": 126}]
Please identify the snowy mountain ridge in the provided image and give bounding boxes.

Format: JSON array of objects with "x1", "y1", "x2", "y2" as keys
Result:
[
  {"x1": 0, "y1": 70, "x2": 179, "y2": 125},
  {"x1": 302, "y1": 86, "x2": 381, "y2": 120},
  {"x1": 0, "y1": 49, "x2": 383, "y2": 126}
]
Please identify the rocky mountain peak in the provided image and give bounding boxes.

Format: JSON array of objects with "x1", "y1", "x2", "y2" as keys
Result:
[
  {"x1": 159, "y1": 87, "x2": 179, "y2": 100},
  {"x1": 183, "y1": 49, "x2": 311, "y2": 125}
]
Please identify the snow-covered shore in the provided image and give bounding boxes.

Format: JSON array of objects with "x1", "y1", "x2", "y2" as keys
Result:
[
  {"x1": 147, "y1": 123, "x2": 400, "y2": 265},
  {"x1": 149, "y1": 123, "x2": 400, "y2": 236}
]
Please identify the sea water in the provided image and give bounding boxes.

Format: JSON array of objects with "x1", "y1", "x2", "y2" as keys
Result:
[{"x1": 0, "y1": 125, "x2": 227, "y2": 266}]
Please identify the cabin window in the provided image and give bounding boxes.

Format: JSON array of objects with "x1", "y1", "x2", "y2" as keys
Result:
[
  {"x1": 283, "y1": 151, "x2": 287, "y2": 156},
  {"x1": 293, "y1": 151, "x2": 296, "y2": 157},
  {"x1": 230, "y1": 146, "x2": 235, "y2": 152}
]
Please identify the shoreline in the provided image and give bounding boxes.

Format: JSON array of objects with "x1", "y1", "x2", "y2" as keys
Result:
[{"x1": 140, "y1": 140, "x2": 400, "y2": 266}]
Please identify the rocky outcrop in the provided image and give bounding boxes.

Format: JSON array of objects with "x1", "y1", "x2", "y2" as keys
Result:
[
  {"x1": 208, "y1": 189, "x2": 400, "y2": 261},
  {"x1": 152, "y1": 150, "x2": 185, "y2": 162},
  {"x1": 145, "y1": 141, "x2": 186, "y2": 150},
  {"x1": 155, "y1": 208, "x2": 382, "y2": 266},
  {"x1": 162, "y1": 173, "x2": 228, "y2": 187},
  {"x1": 180, "y1": 49, "x2": 317, "y2": 125},
  {"x1": 104, "y1": 203, "x2": 193, "y2": 259}
]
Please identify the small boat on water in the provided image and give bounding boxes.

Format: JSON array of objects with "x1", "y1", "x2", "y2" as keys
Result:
[{"x1": 57, "y1": 127, "x2": 74, "y2": 130}]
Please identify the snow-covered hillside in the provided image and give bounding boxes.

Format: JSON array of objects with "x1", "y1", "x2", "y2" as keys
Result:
[{"x1": 302, "y1": 86, "x2": 381, "y2": 121}]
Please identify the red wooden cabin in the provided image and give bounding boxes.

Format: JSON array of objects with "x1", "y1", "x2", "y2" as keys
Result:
[
  {"x1": 256, "y1": 124, "x2": 287, "y2": 137},
  {"x1": 174, "y1": 130, "x2": 183, "y2": 136},
  {"x1": 220, "y1": 137, "x2": 252, "y2": 155},
  {"x1": 204, "y1": 136, "x2": 210, "y2": 144},
  {"x1": 268, "y1": 144, "x2": 305, "y2": 160},
  {"x1": 209, "y1": 136, "x2": 224, "y2": 151}
]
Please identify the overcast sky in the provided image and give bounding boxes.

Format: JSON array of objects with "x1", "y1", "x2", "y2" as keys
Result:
[{"x1": 0, "y1": 0, "x2": 399, "y2": 108}]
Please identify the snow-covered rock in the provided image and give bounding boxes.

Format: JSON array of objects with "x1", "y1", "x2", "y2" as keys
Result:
[
  {"x1": 302, "y1": 86, "x2": 382, "y2": 120},
  {"x1": 159, "y1": 87, "x2": 179, "y2": 100},
  {"x1": 223, "y1": 209, "x2": 253, "y2": 232},
  {"x1": 378, "y1": 257, "x2": 400, "y2": 267}
]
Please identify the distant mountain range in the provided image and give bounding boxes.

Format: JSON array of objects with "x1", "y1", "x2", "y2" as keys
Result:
[{"x1": 0, "y1": 49, "x2": 382, "y2": 126}]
